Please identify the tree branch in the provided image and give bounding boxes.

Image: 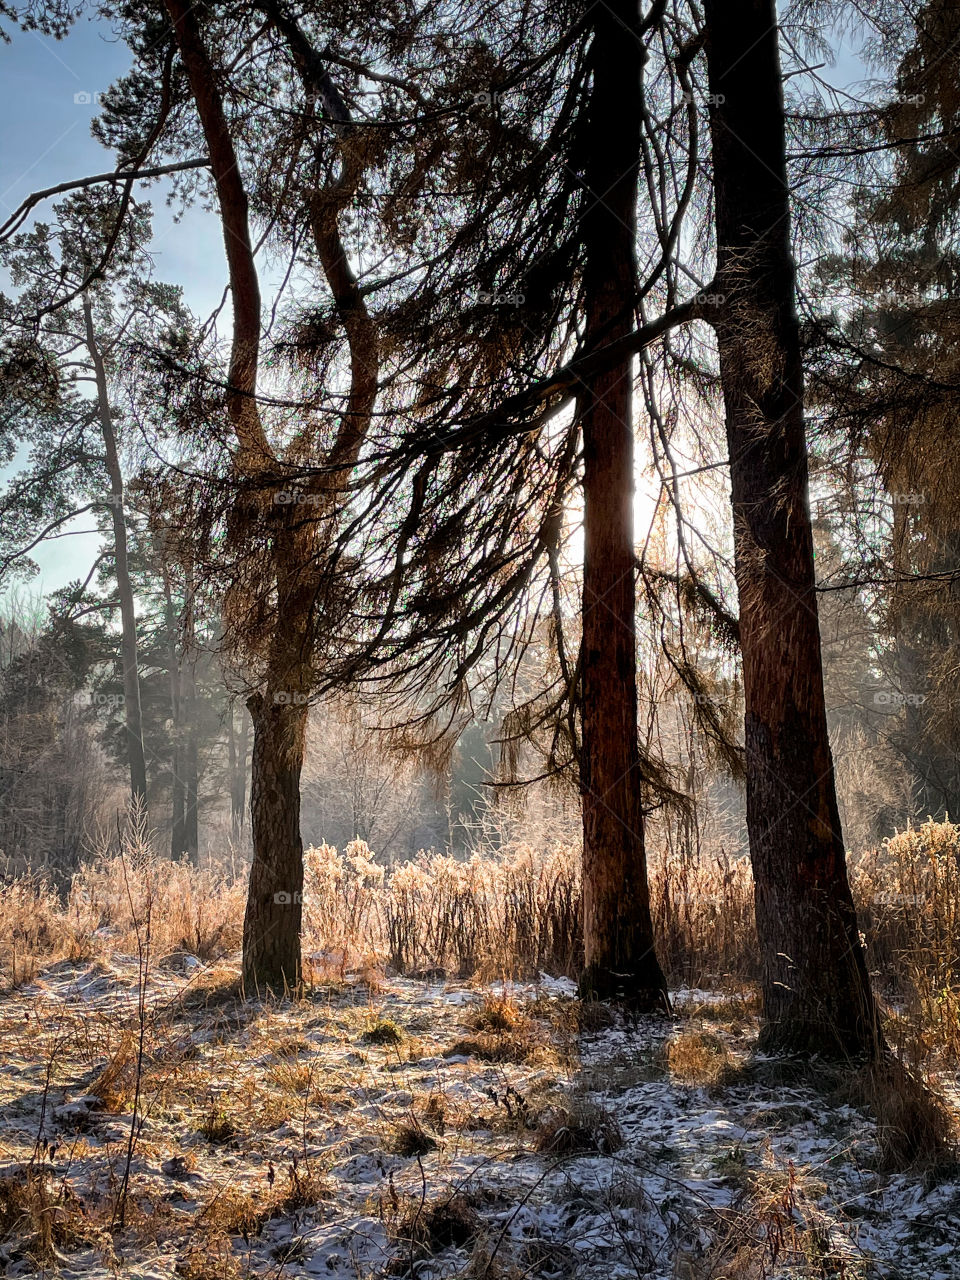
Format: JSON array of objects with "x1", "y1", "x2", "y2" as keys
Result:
[{"x1": 0, "y1": 159, "x2": 211, "y2": 243}]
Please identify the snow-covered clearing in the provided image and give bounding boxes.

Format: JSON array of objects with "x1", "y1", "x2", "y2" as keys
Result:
[{"x1": 0, "y1": 957, "x2": 957, "y2": 1279}]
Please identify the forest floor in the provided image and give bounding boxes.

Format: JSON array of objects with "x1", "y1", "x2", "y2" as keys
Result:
[{"x1": 0, "y1": 953, "x2": 957, "y2": 1280}]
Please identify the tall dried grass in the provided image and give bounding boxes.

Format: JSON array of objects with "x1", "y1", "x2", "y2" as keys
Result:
[
  {"x1": 0, "y1": 848, "x2": 245, "y2": 986},
  {"x1": 3, "y1": 821, "x2": 960, "y2": 1062}
]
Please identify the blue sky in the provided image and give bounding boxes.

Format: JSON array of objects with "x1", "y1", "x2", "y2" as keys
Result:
[
  {"x1": 1, "y1": 12, "x2": 227, "y2": 600},
  {"x1": 1, "y1": 14, "x2": 225, "y2": 310},
  {"x1": 1, "y1": 10, "x2": 873, "y2": 605}
]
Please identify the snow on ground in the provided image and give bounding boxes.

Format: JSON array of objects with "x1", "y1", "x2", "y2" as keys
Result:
[{"x1": 0, "y1": 955, "x2": 957, "y2": 1279}]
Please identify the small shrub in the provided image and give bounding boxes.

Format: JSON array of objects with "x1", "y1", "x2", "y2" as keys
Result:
[
  {"x1": 389, "y1": 1116, "x2": 437, "y2": 1157},
  {"x1": 444, "y1": 1034, "x2": 534, "y2": 1064},
  {"x1": 533, "y1": 1099, "x2": 623, "y2": 1155},
  {"x1": 267, "y1": 1060, "x2": 315, "y2": 1094},
  {"x1": 469, "y1": 994, "x2": 523, "y2": 1033},
  {"x1": 200, "y1": 1106, "x2": 237, "y2": 1145},
  {"x1": 665, "y1": 1030, "x2": 735, "y2": 1086},
  {"x1": 392, "y1": 1193, "x2": 480, "y2": 1252},
  {"x1": 362, "y1": 1017, "x2": 404, "y2": 1046}
]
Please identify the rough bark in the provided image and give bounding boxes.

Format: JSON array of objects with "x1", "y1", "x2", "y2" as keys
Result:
[
  {"x1": 181, "y1": 585, "x2": 200, "y2": 863},
  {"x1": 164, "y1": 0, "x2": 303, "y2": 983},
  {"x1": 228, "y1": 701, "x2": 250, "y2": 842},
  {"x1": 242, "y1": 690, "x2": 307, "y2": 992},
  {"x1": 162, "y1": 565, "x2": 186, "y2": 858},
  {"x1": 704, "y1": 0, "x2": 880, "y2": 1055},
  {"x1": 577, "y1": 0, "x2": 668, "y2": 1010},
  {"x1": 82, "y1": 294, "x2": 148, "y2": 813}
]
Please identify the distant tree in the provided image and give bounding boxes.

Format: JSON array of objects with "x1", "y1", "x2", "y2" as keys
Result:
[
  {"x1": 810, "y1": 0, "x2": 960, "y2": 825},
  {"x1": 0, "y1": 191, "x2": 191, "y2": 815},
  {"x1": 0, "y1": 599, "x2": 110, "y2": 877}
]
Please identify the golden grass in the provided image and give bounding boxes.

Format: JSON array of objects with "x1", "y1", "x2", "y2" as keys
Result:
[
  {"x1": 199, "y1": 1163, "x2": 328, "y2": 1238},
  {"x1": 841, "y1": 1057, "x2": 957, "y2": 1174},
  {"x1": 0, "y1": 1165, "x2": 105, "y2": 1265},
  {"x1": 175, "y1": 1234, "x2": 241, "y2": 1280},
  {"x1": 468, "y1": 993, "x2": 524, "y2": 1033},
  {"x1": 665, "y1": 1029, "x2": 737, "y2": 1087},
  {"x1": 4, "y1": 819, "x2": 960, "y2": 1071}
]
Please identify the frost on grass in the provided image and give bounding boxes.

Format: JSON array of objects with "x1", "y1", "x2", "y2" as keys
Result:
[{"x1": 0, "y1": 956, "x2": 957, "y2": 1279}]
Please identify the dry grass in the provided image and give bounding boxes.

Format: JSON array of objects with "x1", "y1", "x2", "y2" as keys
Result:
[
  {"x1": 4, "y1": 819, "x2": 960, "y2": 1072},
  {"x1": 175, "y1": 1234, "x2": 241, "y2": 1280},
  {"x1": 88, "y1": 1032, "x2": 138, "y2": 1111},
  {"x1": 854, "y1": 821, "x2": 960, "y2": 1063},
  {"x1": 665, "y1": 1029, "x2": 737, "y2": 1087},
  {"x1": 693, "y1": 1162, "x2": 853, "y2": 1280},
  {"x1": 0, "y1": 1164, "x2": 104, "y2": 1265},
  {"x1": 444, "y1": 1033, "x2": 537, "y2": 1064},
  {"x1": 468, "y1": 993, "x2": 524, "y2": 1033},
  {"x1": 200, "y1": 1163, "x2": 328, "y2": 1238},
  {"x1": 532, "y1": 1096, "x2": 624, "y2": 1156},
  {"x1": 841, "y1": 1057, "x2": 958, "y2": 1174},
  {"x1": 0, "y1": 852, "x2": 244, "y2": 990}
]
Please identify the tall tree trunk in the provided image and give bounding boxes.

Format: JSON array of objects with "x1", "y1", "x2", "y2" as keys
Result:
[
  {"x1": 166, "y1": 0, "x2": 378, "y2": 990},
  {"x1": 162, "y1": 566, "x2": 187, "y2": 858},
  {"x1": 183, "y1": 707, "x2": 199, "y2": 861},
  {"x1": 577, "y1": 0, "x2": 667, "y2": 1010},
  {"x1": 181, "y1": 573, "x2": 200, "y2": 863},
  {"x1": 82, "y1": 295, "x2": 148, "y2": 814},
  {"x1": 242, "y1": 687, "x2": 307, "y2": 992},
  {"x1": 240, "y1": 547, "x2": 314, "y2": 991},
  {"x1": 163, "y1": 561, "x2": 200, "y2": 863},
  {"x1": 228, "y1": 701, "x2": 250, "y2": 842},
  {"x1": 704, "y1": 0, "x2": 880, "y2": 1055}
]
